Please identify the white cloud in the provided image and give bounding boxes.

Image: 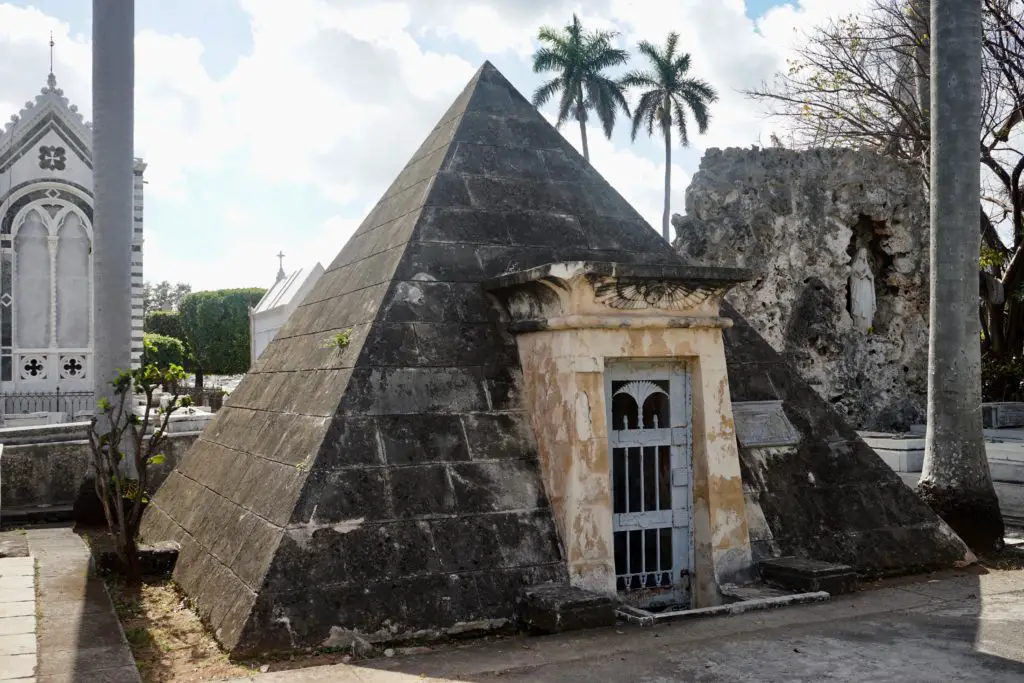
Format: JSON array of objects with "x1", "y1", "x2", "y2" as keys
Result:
[{"x1": 0, "y1": 0, "x2": 876, "y2": 290}]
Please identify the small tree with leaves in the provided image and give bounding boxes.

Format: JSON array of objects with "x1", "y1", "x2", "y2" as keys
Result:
[{"x1": 87, "y1": 363, "x2": 192, "y2": 586}]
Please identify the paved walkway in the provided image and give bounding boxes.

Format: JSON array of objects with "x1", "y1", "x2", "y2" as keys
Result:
[
  {"x1": 26, "y1": 526, "x2": 139, "y2": 683},
  {"x1": 0, "y1": 555, "x2": 36, "y2": 681},
  {"x1": 225, "y1": 568, "x2": 1024, "y2": 683}
]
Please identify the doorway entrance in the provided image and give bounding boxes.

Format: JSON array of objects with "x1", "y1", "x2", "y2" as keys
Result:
[{"x1": 607, "y1": 360, "x2": 693, "y2": 609}]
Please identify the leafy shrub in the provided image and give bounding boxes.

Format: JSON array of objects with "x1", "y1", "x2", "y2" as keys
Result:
[
  {"x1": 144, "y1": 310, "x2": 184, "y2": 341},
  {"x1": 142, "y1": 334, "x2": 187, "y2": 370}
]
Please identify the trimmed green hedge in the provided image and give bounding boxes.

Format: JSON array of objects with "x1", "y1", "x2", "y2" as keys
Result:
[
  {"x1": 144, "y1": 310, "x2": 185, "y2": 341},
  {"x1": 178, "y1": 288, "x2": 265, "y2": 378}
]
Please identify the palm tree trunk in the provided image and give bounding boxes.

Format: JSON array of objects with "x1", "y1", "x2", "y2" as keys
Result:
[
  {"x1": 662, "y1": 123, "x2": 672, "y2": 242},
  {"x1": 918, "y1": 0, "x2": 1004, "y2": 552},
  {"x1": 577, "y1": 111, "x2": 590, "y2": 162},
  {"x1": 576, "y1": 84, "x2": 590, "y2": 161},
  {"x1": 92, "y1": 0, "x2": 137, "y2": 475}
]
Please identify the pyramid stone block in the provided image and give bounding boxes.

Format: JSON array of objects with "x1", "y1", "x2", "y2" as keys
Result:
[{"x1": 142, "y1": 61, "x2": 970, "y2": 656}]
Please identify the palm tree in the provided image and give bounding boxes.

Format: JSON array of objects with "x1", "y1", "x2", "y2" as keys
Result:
[
  {"x1": 621, "y1": 33, "x2": 717, "y2": 242},
  {"x1": 92, "y1": 0, "x2": 136, "y2": 438},
  {"x1": 531, "y1": 14, "x2": 630, "y2": 162},
  {"x1": 918, "y1": 0, "x2": 1004, "y2": 551}
]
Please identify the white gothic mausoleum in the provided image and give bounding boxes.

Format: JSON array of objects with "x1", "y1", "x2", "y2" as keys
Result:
[
  {"x1": 249, "y1": 261, "x2": 324, "y2": 365},
  {"x1": 0, "y1": 72, "x2": 145, "y2": 401}
]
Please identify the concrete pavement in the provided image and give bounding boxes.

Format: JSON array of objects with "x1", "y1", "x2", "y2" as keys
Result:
[
  {"x1": 224, "y1": 569, "x2": 1024, "y2": 682},
  {"x1": 27, "y1": 527, "x2": 140, "y2": 683},
  {"x1": 0, "y1": 555, "x2": 36, "y2": 681}
]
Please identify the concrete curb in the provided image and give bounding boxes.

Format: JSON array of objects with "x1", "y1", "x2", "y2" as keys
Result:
[{"x1": 616, "y1": 591, "x2": 831, "y2": 627}]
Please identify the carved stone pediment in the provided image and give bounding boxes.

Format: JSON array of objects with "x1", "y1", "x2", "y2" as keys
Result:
[{"x1": 483, "y1": 261, "x2": 752, "y2": 331}]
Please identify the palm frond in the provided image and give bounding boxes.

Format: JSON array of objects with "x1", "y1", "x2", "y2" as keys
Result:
[
  {"x1": 630, "y1": 89, "x2": 662, "y2": 141},
  {"x1": 679, "y1": 77, "x2": 718, "y2": 104},
  {"x1": 585, "y1": 77, "x2": 630, "y2": 138},
  {"x1": 678, "y1": 77, "x2": 716, "y2": 135},
  {"x1": 536, "y1": 26, "x2": 566, "y2": 48},
  {"x1": 589, "y1": 44, "x2": 630, "y2": 71},
  {"x1": 644, "y1": 99, "x2": 660, "y2": 138},
  {"x1": 673, "y1": 51, "x2": 691, "y2": 75},
  {"x1": 636, "y1": 39, "x2": 663, "y2": 66},
  {"x1": 673, "y1": 103, "x2": 690, "y2": 146},
  {"x1": 532, "y1": 77, "x2": 564, "y2": 108},
  {"x1": 620, "y1": 68, "x2": 659, "y2": 89},
  {"x1": 555, "y1": 81, "x2": 578, "y2": 128},
  {"x1": 664, "y1": 32, "x2": 680, "y2": 62},
  {"x1": 532, "y1": 47, "x2": 566, "y2": 73}
]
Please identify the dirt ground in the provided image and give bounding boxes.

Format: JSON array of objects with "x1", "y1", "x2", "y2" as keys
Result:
[
  {"x1": 108, "y1": 579, "x2": 253, "y2": 683},
  {"x1": 105, "y1": 578, "x2": 402, "y2": 682}
]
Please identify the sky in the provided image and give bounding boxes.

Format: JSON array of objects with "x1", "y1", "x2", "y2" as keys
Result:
[{"x1": 0, "y1": 0, "x2": 872, "y2": 291}]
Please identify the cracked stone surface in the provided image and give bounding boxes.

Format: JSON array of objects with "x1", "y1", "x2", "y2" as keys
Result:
[{"x1": 674, "y1": 147, "x2": 929, "y2": 430}]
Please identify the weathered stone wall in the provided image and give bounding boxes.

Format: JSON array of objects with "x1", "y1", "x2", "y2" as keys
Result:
[
  {"x1": 673, "y1": 148, "x2": 929, "y2": 430},
  {"x1": 0, "y1": 426, "x2": 197, "y2": 514},
  {"x1": 722, "y1": 303, "x2": 971, "y2": 574}
]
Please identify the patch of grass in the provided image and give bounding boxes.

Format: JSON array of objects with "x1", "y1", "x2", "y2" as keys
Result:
[{"x1": 125, "y1": 625, "x2": 156, "y2": 649}]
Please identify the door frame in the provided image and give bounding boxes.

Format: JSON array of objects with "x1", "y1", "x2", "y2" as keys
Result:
[{"x1": 605, "y1": 358, "x2": 694, "y2": 609}]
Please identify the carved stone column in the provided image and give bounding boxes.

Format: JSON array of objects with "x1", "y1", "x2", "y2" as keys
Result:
[{"x1": 47, "y1": 234, "x2": 58, "y2": 348}]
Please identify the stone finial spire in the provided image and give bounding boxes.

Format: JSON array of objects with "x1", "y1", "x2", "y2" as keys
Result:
[{"x1": 275, "y1": 251, "x2": 286, "y2": 283}]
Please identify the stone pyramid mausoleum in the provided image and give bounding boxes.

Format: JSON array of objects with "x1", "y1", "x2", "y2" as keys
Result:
[{"x1": 142, "y1": 61, "x2": 971, "y2": 656}]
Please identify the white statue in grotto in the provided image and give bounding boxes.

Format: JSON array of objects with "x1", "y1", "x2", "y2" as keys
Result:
[{"x1": 848, "y1": 247, "x2": 876, "y2": 333}]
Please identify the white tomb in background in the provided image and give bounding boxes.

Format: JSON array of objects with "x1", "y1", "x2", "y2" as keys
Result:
[
  {"x1": 249, "y1": 260, "x2": 324, "y2": 365},
  {"x1": 0, "y1": 71, "x2": 146, "y2": 419}
]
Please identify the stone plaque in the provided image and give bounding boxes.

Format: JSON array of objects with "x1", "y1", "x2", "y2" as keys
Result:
[
  {"x1": 732, "y1": 400, "x2": 800, "y2": 448},
  {"x1": 982, "y1": 403, "x2": 1024, "y2": 429}
]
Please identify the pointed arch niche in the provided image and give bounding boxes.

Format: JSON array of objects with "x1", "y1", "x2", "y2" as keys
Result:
[
  {"x1": 2, "y1": 193, "x2": 94, "y2": 387},
  {"x1": 56, "y1": 211, "x2": 91, "y2": 348},
  {"x1": 14, "y1": 210, "x2": 50, "y2": 349}
]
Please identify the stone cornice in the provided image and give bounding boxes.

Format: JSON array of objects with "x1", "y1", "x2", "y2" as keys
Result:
[{"x1": 483, "y1": 260, "x2": 752, "y2": 329}]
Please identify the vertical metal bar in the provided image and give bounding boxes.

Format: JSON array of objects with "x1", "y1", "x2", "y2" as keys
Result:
[
  {"x1": 654, "y1": 448, "x2": 660, "y2": 510},
  {"x1": 624, "y1": 448, "x2": 630, "y2": 514},
  {"x1": 639, "y1": 446, "x2": 645, "y2": 512},
  {"x1": 640, "y1": 528, "x2": 646, "y2": 583},
  {"x1": 625, "y1": 530, "x2": 631, "y2": 584},
  {"x1": 657, "y1": 528, "x2": 663, "y2": 584}
]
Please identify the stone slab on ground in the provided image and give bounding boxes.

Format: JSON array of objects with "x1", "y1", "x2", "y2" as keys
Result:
[
  {"x1": 759, "y1": 557, "x2": 858, "y2": 595},
  {"x1": 516, "y1": 583, "x2": 617, "y2": 634},
  {"x1": 25, "y1": 526, "x2": 140, "y2": 683},
  {"x1": 0, "y1": 555, "x2": 36, "y2": 681},
  {"x1": 221, "y1": 568, "x2": 1024, "y2": 682}
]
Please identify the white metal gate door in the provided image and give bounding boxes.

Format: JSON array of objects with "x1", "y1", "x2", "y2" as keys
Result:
[{"x1": 607, "y1": 361, "x2": 692, "y2": 609}]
